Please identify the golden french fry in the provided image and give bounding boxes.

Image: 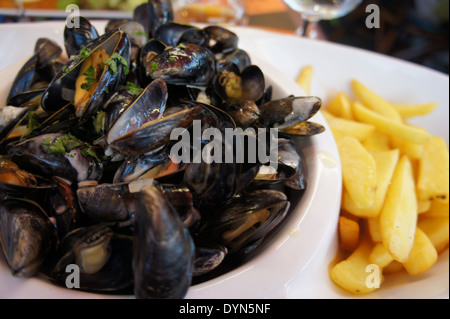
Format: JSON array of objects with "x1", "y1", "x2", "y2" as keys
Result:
[
  {"x1": 367, "y1": 217, "x2": 382, "y2": 243},
  {"x1": 326, "y1": 116, "x2": 375, "y2": 142},
  {"x1": 379, "y1": 155, "x2": 418, "y2": 263},
  {"x1": 417, "y1": 199, "x2": 432, "y2": 214},
  {"x1": 392, "y1": 102, "x2": 438, "y2": 119},
  {"x1": 390, "y1": 136, "x2": 424, "y2": 160},
  {"x1": 338, "y1": 136, "x2": 377, "y2": 209},
  {"x1": 343, "y1": 149, "x2": 400, "y2": 218},
  {"x1": 326, "y1": 92, "x2": 353, "y2": 120},
  {"x1": 351, "y1": 80, "x2": 403, "y2": 122},
  {"x1": 422, "y1": 201, "x2": 449, "y2": 219},
  {"x1": 418, "y1": 216, "x2": 449, "y2": 254},
  {"x1": 352, "y1": 101, "x2": 431, "y2": 145},
  {"x1": 330, "y1": 237, "x2": 381, "y2": 295},
  {"x1": 339, "y1": 216, "x2": 360, "y2": 251},
  {"x1": 382, "y1": 261, "x2": 404, "y2": 274},
  {"x1": 416, "y1": 136, "x2": 449, "y2": 203},
  {"x1": 369, "y1": 242, "x2": 394, "y2": 268},
  {"x1": 296, "y1": 65, "x2": 313, "y2": 95},
  {"x1": 403, "y1": 228, "x2": 438, "y2": 276},
  {"x1": 362, "y1": 131, "x2": 390, "y2": 152}
]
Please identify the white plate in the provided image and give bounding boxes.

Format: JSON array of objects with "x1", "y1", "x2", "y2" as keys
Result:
[{"x1": 0, "y1": 20, "x2": 448, "y2": 299}]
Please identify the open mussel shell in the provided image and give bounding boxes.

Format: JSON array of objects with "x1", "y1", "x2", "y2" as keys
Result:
[
  {"x1": 0, "y1": 159, "x2": 57, "y2": 206},
  {"x1": 0, "y1": 198, "x2": 58, "y2": 277},
  {"x1": 134, "y1": 184, "x2": 195, "y2": 299},
  {"x1": 193, "y1": 243, "x2": 228, "y2": 277},
  {"x1": 214, "y1": 63, "x2": 265, "y2": 105},
  {"x1": 34, "y1": 38, "x2": 63, "y2": 69},
  {"x1": 153, "y1": 22, "x2": 210, "y2": 48},
  {"x1": 146, "y1": 0, "x2": 174, "y2": 38},
  {"x1": 146, "y1": 43, "x2": 217, "y2": 87},
  {"x1": 64, "y1": 16, "x2": 99, "y2": 58},
  {"x1": 198, "y1": 189, "x2": 290, "y2": 255},
  {"x1": 280, "y1": 121, "x2": 326, "y2": 137},
  {"x1": 41, "y1": 29, "x2": 131, "y2": 122},
  {"x1": 106, "y1": 78, "x2": 193, "y2": 156},
  {"x1": 76, "y1": 181, "x2": 136, "y2": 223},
  {"x1": 7, "y1": 54, "x2": 40, "y2": 104},
  {"x1": 6, "y1": 133, "x2": 103, "y2": 183},
  {"x1": 51, "y1": 225, "x2": 133, "y2": 292},
  {"x1": 107, "y1": 79, "x2": 202, "y2": 156},
  {"x1": 0, "y1": 106, "x2": 29, "y2": 144},
  {"x1": 258, "y1": 96, "x2": 322, "y2": 129},
  {"x1": 204, "y1": 26, "x2": 239, "y2": 54}
]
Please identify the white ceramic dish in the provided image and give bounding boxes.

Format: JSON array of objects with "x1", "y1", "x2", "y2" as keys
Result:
[
  {"x1": 0, "y1": 20, "x2": 448, "y2": 299},
  {"x1": 0, "y1": 21, "x2": 341, "y2": 299}
]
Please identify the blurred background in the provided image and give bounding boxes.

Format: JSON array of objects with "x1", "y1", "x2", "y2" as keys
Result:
[{"x1": 0, "y1": 0, "x2": 448, "y2": 74}]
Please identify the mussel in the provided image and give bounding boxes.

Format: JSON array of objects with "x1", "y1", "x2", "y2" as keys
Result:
[
  {"x1": 133, "y1": 184, "x2": 195, "y2": 299},
  {"x1": 41, "y1": 29, "x2": 131, "y2": 122},
  {"x1": 0, "y1": 198, "x2": 58, "y2": 277}
]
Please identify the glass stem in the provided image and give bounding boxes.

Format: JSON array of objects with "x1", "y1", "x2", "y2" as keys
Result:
[{"x1": 296, "y1": 15, "x2": 321, "y2": 39}]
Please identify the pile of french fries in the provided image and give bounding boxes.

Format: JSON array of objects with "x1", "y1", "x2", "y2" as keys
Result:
[{"x1": 297, "y1": 67, "x2": 449, "y2": 295}]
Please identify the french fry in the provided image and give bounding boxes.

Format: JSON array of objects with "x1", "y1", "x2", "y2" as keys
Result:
[
  {"x1": 392, "y1": 102, "x2": 438, "y2": 119},
  {"x1": 369, "y1": 242, "x2": 394, "y2": 268},
  {"x1": 326, "y1": 91, "x2": 353, "y2": 120},
  {"x1": 326, "y1": 116, "x2": 375, "y2": 142},
  {"x1": 362, "y1": 131, "x2": 390, "y2": 152},
  {"x1": 417, "y1": 199, "x2": 432, "y2": 214},
  {"x1": 323, "y1": 78, "x2": 447, "y2": 294},
  {"x1": 379, "y1": 155, "x2": 418, "y2": 263},
  {"x1": 352, "y1": 102, "x2": 431, "y2": 145},
  {"x1": 367, "y1": 217, "x2": 382, "y2": 243},
  {"x1": 296, "y1": 65, "x2": 313, "y2": 95},
  {"x1": 351, "y1": 80, "x2": 403, "y2": 122},
  {"x1": 403, "y1": 228, "x2": 438, "y2": 276},
  {"x1": 338, "y1": 136, "x2": 377, "y2": 209},
  {"x1": 339, "y1": 216, "x2": 360, "y2": 251},
  {"x1": 382, "y1": 261, "x2": 404, "y2": 275},
  {"x1": 390, "y1": 136, "x2": 425, "y2": 160},
  {"x1": 343, "y1": 149, "x2": 400, "y2": 218},
  {"x1": 416, "y1": 136, "x2": 449, "y2": 203},
  {"x1": 330, "y1": 237, "x2": 381, "y2": 295},
  {"x1": 418, "y1": 216, "x2": 450, "y2": 254},
  {"x1": 422, "y1": 201, "x2": 449, "y2": 219}
]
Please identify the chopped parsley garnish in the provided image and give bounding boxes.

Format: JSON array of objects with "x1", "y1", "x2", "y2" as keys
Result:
[
  {"x1": 62, "y1": 45, "x2": 91, "y2": 75},
  {"x1": 168, "y1": 56, "x2": 177, "y2": 62},
  {"x1": 80, "y1": 65, "x2": 96, "y2": 91},
  {"x1": 79, "y1": 46, "x2": 91, "y2": 59},
  {"x1": 42, "y1": 133, "x2": 102, "y2": 162},
  {"x1": 126, "y1": 82, "x2": 143, "y2": 95},
  {"x1": 21, "y1": 111, "x2": 39, "y2": 139},
  {"x1": 151, "y1": 62, "x2": 159, "y2": 72},
  {"x1": 104, "y1": 53, "x2": 129, "y2": 75},
  {"x1": 93, "y1": 111, "x2": 105, "y2": 135},
  {"x1": 134, "y1": 30, "x2": 147, "y2": 36}
]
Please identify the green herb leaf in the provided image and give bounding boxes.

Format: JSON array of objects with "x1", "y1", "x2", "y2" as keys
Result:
[
  {"x1": 21, "y1": 112, "x2": 39, "y2": 139},
  {"x1": 80, "y1": 147, "x2": 102, "y2": 162},
  {"x1": 42, "y1": 136, "x2": 66, "y2": 156},
  {"x1": 104, "y1": 53, "x2": 129, "y2": 75},
  {"x1": 93, "y1": 111, "x2": 105, "y2": 134},
  {"x1": 79, "y1": 46, "x2": 91, "y2": 59},
  {"x1": 151, "y1": 62, "x2": 159, "y2": 72},
  {"x1": 126, "y1": 82, "x2": 144, "y2": 95}
]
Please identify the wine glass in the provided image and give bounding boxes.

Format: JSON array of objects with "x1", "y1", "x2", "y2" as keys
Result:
[
  {"x1": 283, "y1": 0, "x2": 363, "y2": 38},
  {"x1": 171, "y1": 0, "x2": 246, "y2": 25}
]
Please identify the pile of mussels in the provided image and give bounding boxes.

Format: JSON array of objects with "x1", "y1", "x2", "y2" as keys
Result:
[{"x1": 0, "y1": 1, "x2": 324, "y2": 299}]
